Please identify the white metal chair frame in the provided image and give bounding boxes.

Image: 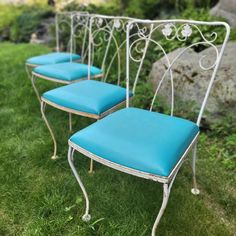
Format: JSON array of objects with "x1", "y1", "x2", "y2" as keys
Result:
[
  {"x1": 26, "y1": 12, "x2": 82, "y2": 108},
  {"x1": 41, "y1": 15, "x2": 136, "y2": 172},
  {"x1": 27, "y1": 12, "x2": 91, "y2": 137},
  {"x1": 26, "y1": 12, "x2": 76, "y2": 71},
  {"x1": 30, "y1": 12, "x2": 91, "y2": 103},
  {"x1": 67, "y1": 19, "x2": 230, "y2": 235}
]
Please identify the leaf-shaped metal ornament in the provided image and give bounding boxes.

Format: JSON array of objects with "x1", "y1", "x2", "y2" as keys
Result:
[
  {"x1": 181, "y1": 24, "x2": 192, "y2": 37},
  {"x1": 114, "y1": 19, "x2": 121, "y2": 29},
  {"x1": 98, "y1": 18, "x2": 103, "y2": 26},
  {"x1": 162, "y1": 24, "x2": 173, "y2": 37}
]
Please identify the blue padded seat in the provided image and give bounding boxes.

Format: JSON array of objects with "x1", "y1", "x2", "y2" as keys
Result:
[
  {"x1": 42, "y1": 80, "x2": 131, "y2": 115},
  {"x1": 26, "y1": 52, "x2": 80, "y2": 66},
  {"x1": 69, "y1": 108, "x2": 199, "y2": 177},
  {"x1": 33, "y1": 62, "x2": 102, "y2": 82}
]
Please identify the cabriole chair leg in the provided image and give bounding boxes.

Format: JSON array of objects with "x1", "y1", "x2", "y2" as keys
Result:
[
  {"x1": 69, "y1": 113, "x2": 73, "y2": 133},
  {"x1": 68, "y1": 146, "x2": 91, "y2": 222},
  {"x1": 151, "y1": 163, "x2": 181, "y2": 235},
  {"x1": 31, "y1": 74, "x2": 41, "y2": 103},
  {"x1": 26, "y1": 65, "x2": 41, "y2": 104},
  {"x1": 40, "y1": 101, "x2": 58, "y2": 160},
  {"x1": 191, "y1": 144, "x2": 200, "y2": 195},
  {"x1": 151, "y1": 184, "x2": 170, "y2": 236},
  {"x1": 25, "y1": 64, "x2": 31, "y2": 80}
]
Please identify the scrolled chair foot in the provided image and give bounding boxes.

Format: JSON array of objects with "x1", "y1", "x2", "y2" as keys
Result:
[
  {"x1": 51, "y1": 155, "x2": 59, "y2": 160},
  {"x1": 88, "y1": 170, "x2": 95, "y2": 174},
  {"x1": 82, "y1": 214, "x2": 91, "y2": 222},
  {"x1": 191, "y1": 188, "x2": 200, "y2": 195}
]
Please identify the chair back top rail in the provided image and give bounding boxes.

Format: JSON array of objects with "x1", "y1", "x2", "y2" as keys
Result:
[{"x1": 126, "y1": 19, "x2": 230, "y2": 126}]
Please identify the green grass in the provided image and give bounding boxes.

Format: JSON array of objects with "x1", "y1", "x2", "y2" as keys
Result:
[{"x1": 0, "y1": 42, "x2": 235, "y2": 236}]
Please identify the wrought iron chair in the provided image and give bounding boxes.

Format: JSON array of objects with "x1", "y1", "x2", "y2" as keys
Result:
[
  {"x1": 67, "y1": 19, "x2": 230, "y2": 234},
  {"x1": 27, "y1": 12, "x2": 91, "y2": 134},
  {"x1": 40, "y1": 15, "x2": 134, "y2": 173},
  {"x1": 25, "y1": 12, "x2": 81, "y2": 79},
  {"x1": 28, "y1": 12, "x2": 91, "y2": 103}
]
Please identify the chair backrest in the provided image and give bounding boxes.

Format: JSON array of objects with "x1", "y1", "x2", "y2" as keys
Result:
[
  {"x1": 55, "y1": 12, "x2": 73, "y2": 52},
  {"x1": 71, "y1": 12, "x2": 91, "y2": 63},
  {"x1": 88, "y1": 14, "x2": 136, "y2": 86},
  {"x1": 126, "y1": 19, "x2": 230, "y2": 126},
  {"x1": 55, "y1": 11, "x2": 89, "y2": 56}
]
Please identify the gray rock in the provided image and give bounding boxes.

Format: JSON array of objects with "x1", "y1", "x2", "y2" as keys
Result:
[
  {"x1": 211, "y1": 0, "x2": 236, "y2": 28},
  {"x1": 30, "y1": 17, "x2": 54, "y2": 45},
  {"x1": 150, "y1": 41, "x2": 236, "y2": 124}
]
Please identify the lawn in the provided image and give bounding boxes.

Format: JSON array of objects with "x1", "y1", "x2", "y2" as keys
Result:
[{"x1": 0, "y1": 42, "x2": 235, "y2": 236}]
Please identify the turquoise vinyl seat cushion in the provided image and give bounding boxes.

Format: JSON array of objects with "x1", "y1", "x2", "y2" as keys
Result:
[
  {"x1": 42, "y1": 80, "x2": 131, "y2": 115},
  {"x1": 33, "y1": 62, "x2": 102, "y2": 82},
  {"x1": 26, "y1": 52, "x2": 80, "y2": 66},
  {"x1": 70, "y1": 108, "x2": 199, "y2": 177}
]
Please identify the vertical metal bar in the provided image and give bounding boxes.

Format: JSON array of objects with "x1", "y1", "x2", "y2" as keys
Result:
[
  {"x1": 55, "y1": 13, "x2": 59, "y2": 52},
  {"x1": 89, "y1": 159, "x2": 94, "y2": 174},
  {"x1": 81, "y1": 14, "x2": 89, "y2": 63},
  {"x1": 191, "y1": 143, "x2": 200, "y2": 195},
  {"x1": 70, "y1": 12, "x2": 74, "y2": 62},
  {"x1": 69, "y1": 113, "x2": 72, "y2": 133},
  {"x1": 88, "y1": 118, "x2": 100, "y2": 173},
  {"x1": 126, "y1": 22, "x2": 131, "y2": 108},
  {"x1": 87, "y1": 16, "x2": 94, "y2": 80}
]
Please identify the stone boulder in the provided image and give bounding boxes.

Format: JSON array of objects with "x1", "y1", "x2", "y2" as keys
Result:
[
  {"x1": 211, "y1": 0, "x2": 236, "y2": 28},
  {"x1": 30, "y1": 18, "x2": 54, "y2": 45},
  {"x1": 149, "y1": 41, "x2": 236, "y2": 124}
]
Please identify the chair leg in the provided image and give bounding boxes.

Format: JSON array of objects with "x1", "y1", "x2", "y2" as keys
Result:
[
  {"x1": 151, "y1": 183, "x2": 170, "y2": 236},
  {"x1": 25, "y1": 64, "x2": 31, "y2": 80},
  {"x1": 40, "y1": 101, "x2": 58, "y2": 160},
  {"x1": 31, "y1": 73, "x2": 41, "y2": 103},
  {"x1": 88, "y1": 159, "x2": 94, "y2": 174},
  {"x1": 88, "y1": 119, "x2": 101, "y2": 174},
  {"x1": 191, "y1": 143, "x2": 200, "y2": 195},
  {"x1": 69, "y1": 113, "x2": 73, "y2": 133},
  {"x1": 67, "y1": 146, "x2": 91, "y2": 222},
  {"x1": 151, "y1": 161, "x2": 181, "y2": 235}
]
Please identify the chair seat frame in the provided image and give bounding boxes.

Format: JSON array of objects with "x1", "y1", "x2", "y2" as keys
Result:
[{"x1": 68, "y1": 132, "x2": 199, "y2": 183}]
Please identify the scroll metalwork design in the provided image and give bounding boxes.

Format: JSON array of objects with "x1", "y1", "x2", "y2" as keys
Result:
[
  {"x1": 126, "y1": 20, "x2": 229, "y2": 124},
  {"x1": 55, "y1": 11, "x2": 89, "y2": 58},
  {"x1": 55, "y1": 12, "x2": 74, "y2": 52},
  {"x1": 88, "y1": 16, "x2": 135, "y2": 86},
  {"x1": 71, "y1": 12, "x2": 90, "y2": 63}
]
